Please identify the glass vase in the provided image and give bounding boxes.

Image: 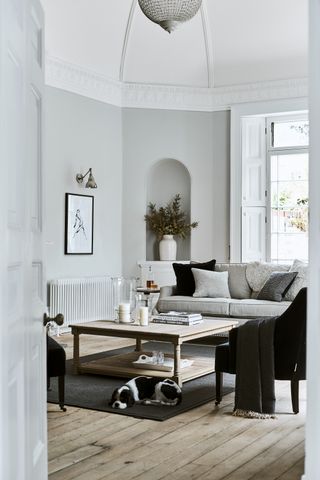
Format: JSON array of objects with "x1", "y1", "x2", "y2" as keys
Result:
[{"x1": 111, "y1": 277, "x2": 136, "y2": 322}]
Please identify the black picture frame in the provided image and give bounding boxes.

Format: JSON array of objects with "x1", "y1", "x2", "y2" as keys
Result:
[{"x1": 65, "y1": 193, "x2": 94, "y2": 255}]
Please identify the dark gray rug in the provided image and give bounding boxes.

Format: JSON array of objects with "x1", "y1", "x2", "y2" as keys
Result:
[{"x1": 47, "y1": 341, "x2": 235, "y2": 421}]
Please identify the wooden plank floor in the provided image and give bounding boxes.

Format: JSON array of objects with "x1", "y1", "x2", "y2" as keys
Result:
[{"x1": 48, "y1": 334, "x2": 305, "y2": 480}]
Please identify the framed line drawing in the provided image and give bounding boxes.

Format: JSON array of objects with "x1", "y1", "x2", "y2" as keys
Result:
[{"x1": 65, "y1": 193, "x2": 94, "y2": 254}]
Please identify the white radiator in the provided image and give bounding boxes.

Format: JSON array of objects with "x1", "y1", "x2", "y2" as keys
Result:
[{"x1": 49, "y1": 277, "x2": 114, "y2": 331}]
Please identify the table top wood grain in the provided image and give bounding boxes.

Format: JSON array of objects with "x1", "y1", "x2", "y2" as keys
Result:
[{"x1": 70, "y1": 318, "x2": 238, "y2": 341}]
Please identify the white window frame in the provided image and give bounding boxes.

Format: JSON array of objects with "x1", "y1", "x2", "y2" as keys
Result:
[
  {"x1": 230, "y1": 98, "x2": 308, "y2": 263},
  {"x1": 266, "y1": 113, "x2": 309, "y2": 263}
]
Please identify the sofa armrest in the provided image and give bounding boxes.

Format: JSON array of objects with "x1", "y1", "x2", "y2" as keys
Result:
[{"x1": 159, "y1": 285, "x2": 177, "y2": 298}]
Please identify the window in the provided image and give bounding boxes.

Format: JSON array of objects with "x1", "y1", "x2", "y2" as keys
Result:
[
  {"x1": 271, "y1": 119, "x2": 309, "y2": 148},
  {"x1": 267, "y1": 116, "x2": 309, "y2": 263}
]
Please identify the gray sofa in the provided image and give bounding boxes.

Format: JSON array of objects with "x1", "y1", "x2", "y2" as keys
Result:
[{"x1": 157, "y1": 261, "x2": 308, "y2": 325}]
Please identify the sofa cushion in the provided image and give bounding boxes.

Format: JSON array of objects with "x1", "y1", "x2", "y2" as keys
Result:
[
  {"x1": 229, "y1": 299, "x2": 291, "y2": 318},
  {"x1": 284, "y1": 259, "x2": 308, "y2": 301},
  {"x1": 215, "y1": 263, "x2": 251, "y2": 299},
  {"x1": 257, "y1": 271, "x2": 298, "y2": 302},
  {"x1": 157, "y1": 296, "x2": 231, "y2": 316},
  {"x1": 172, "y1": 259, "x2": 216, "y2": 296},
  {"x1": 192, "y1": 269, "x2": 231, "y2": 298},
  {"x1": 246, "y1": 261, "x2": 290, "y2": 298}
]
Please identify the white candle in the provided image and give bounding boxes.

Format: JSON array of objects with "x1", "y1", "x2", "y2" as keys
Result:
[
  {"x1": 119, "y1": 313, "x2": 131, "y2": 323},
  {"x1": 118, "y1": 303, "x2": 131, "y2": 322},
  {"x1": 119, "y1": 303, "x2": 130, "y2": 311},
  {"x1": 139, "y1": 306, "x2": 149, "y2": 326}
]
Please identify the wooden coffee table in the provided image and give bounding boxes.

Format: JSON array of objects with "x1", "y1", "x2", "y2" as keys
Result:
[{"x1": 70, "y1": 318, "x2": 238, "y2": 386}]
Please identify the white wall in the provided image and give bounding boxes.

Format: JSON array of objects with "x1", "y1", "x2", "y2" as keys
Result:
[
  {"x1": 44, "y1": 87, "x2": 123, "y2": 281},
  {"x1": 44, "y1": 91, "x2": 230, "y2": 282},
  {"x1": 122, "y1": 108, "x2": 230, "y2": 277}
]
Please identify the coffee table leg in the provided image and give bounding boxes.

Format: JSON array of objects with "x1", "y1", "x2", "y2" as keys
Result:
[
  {"x1": 173, "y1": 343, "x2": 182, "y2": 387},
  {"x1": 135, "y1": 337, "x2": 142, "y2": 352},
  {"x1": 73, "y1": 331, "x2": 80, "y2": 374}
]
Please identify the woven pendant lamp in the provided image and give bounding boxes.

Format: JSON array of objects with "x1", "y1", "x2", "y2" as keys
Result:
[{"x1": 138, "y1": 0, "x2": 202, "y2": 33}]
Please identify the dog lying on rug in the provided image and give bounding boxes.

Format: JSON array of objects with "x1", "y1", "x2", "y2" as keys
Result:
[{"x1": 109, "y1": 376, "x2": 182, "y2": 409}]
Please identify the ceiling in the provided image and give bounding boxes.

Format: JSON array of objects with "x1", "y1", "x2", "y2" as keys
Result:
[{"x1": 41, "y1": 0, "x2": 308, "y2": 90}]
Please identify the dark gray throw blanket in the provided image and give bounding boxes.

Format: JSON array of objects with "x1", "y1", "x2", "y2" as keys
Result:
[{"x1": 233, "y1": 316, "x2": 277, "y2": 419}]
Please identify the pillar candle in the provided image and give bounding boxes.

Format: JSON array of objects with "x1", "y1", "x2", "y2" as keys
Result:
[{"x1": 139, "y1": 306, "x2": 149, "y2": 326}]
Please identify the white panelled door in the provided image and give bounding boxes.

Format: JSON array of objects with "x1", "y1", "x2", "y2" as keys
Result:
[
  {"x1": 0, "y1": 0, "x2": 47, "y2": 478},
  {"x1": 241, "y1": 117, "x2": 267, "y2": 262}
]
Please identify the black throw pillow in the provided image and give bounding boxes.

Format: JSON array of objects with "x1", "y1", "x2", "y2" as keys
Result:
[
  {"x1": 257, "y1": 271, "x2": 298, "y2": 302},
  {"x1": 173, "y1": 259, "x2": 216, "y2": 296}
]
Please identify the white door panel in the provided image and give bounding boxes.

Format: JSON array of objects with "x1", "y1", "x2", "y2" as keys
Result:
[
  {"x1": 1, "y1": 0, "x2": 47, "y2": 478},
  {"x1": 305, "y1": 1, "x2": 320, "y2": 476},
  {"x1": 27, "y1": 0, "x2": 47, "y2": 478}
]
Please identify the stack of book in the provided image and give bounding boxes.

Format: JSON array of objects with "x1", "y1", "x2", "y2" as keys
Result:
[{"x1": 152, "y1": 311, "x2": 203, "y2": 325}]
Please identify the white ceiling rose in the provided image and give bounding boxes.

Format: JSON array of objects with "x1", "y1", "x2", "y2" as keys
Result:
[{"x1": 137, "y1": 0, "x2": 202, "y2": 33}]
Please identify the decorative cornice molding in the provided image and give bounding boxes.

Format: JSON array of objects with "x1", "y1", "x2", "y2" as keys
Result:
[
  {"x1": 46, "y1": 56, "x2": 122, "y2": 106},
  {"x1": 45, "y1": 56, "x2": 308, "y2": 112}
]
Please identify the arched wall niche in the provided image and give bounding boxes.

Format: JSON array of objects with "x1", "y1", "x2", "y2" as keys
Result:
[{"x1": 146, "y1": 158, "x2": 191, "y2": 261}]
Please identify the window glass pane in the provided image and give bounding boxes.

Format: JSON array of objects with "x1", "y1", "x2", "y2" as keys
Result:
[
  {"x1": 270, "y1": 156, "x2": 278, "y2": 182},
  {"x1": 272, "y1": 120, "x2": 309, "y2": 148},
  {"x1": 271, "y1": 233, "x2": 308, "y2": 262},
  {"x1": 271, "y1": 234, "x2": 278, "y2": 261},
  {"x1": 270, "y1": 152, "x2": 308, "y2": 263},
  {"x1": 271, "y1": 180, "x2": 308, "y2": 208},
  {"x1": 271, "y1": 206, "x2": 308, "y2": 234},
  {"x1": 275, "y1": 153, "x2": 308, "y2": 181}
]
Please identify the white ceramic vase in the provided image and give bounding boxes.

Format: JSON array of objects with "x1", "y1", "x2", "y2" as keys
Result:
[{"x1": 159, "y1": 234, "x2": 177, "y2": 261}]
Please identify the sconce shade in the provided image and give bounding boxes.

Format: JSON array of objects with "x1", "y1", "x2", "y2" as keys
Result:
[
  {"x1": 76, "y1": 168, "x2": 97, "y2": 188},
  {"x1": 86, "y1": 171, "x2": 97, "y2": 189},
  {"x1": 138, "y1": 0, "x2": 202, "y2": 33}
]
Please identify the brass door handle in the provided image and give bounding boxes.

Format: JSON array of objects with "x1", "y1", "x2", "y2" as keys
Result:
[{"x1": 43, "y1": 313, "x2": 64, "y2": 327}]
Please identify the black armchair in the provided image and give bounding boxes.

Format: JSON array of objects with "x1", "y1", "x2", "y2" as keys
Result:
[
  {"x1": 47, "y1": 336, "x2": 66, "y2": 411},
  {"x1": 46, "y1": 313, "x2": 66, "y2": 412},
  {"x1": 215, "y1": 287, "x2": 307, "y2": 414}
]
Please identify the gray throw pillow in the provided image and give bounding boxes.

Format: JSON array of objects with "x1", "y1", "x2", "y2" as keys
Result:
[
  {"x1": 215, "y1": 263, "x2": 251, "y2": 299},
  {"x1": 257, "y1": 271, "x2": 298, "y2": 302}
]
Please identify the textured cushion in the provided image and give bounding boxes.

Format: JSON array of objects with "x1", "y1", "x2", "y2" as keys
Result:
[
  {"x1": 284, "y1": 259, "x2": 308, "y2": 301},
  {"x1": 246, "y1": 261, "x2": 290, "y2": 298},
  {"x1": 257, "y1": 271, "x2": 298, "y2": 302},
  {"x1": 215, "y1": 263, "x2": 251, "y2": 299},
  {"x1": 172, "y1": 259, "x2": 216, "y2": 296},
  {"x1": 192, "y1": 269, "x2": 231, "y2": 298}
]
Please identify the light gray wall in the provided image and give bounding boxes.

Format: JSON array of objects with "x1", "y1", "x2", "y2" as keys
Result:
[
  {"x1": 122, "y1": 108, "x2": 230, "y2": 277},
  {"x1": 44, "y1": 91, "x2": 230, "y2": 282},
  {"x1": 44, "y1": 87, "x2": 123, "y2": 281}
]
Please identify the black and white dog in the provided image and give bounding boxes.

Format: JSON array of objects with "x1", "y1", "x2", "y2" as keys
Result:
[{"x1": 109, "y1": 376, "x2": 182, "y2": 409}]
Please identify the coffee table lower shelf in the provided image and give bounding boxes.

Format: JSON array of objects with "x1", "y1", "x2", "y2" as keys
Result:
[{"x1": 77, "y1": 350, "x2": 216, "y2": 384}]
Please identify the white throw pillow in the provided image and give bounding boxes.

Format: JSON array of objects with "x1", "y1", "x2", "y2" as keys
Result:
[
  {"x1": 284, "y1": 259, "x2": 308, "y2": 301},
  {"x1": 192, "y1": 268, "x2": 231, "y2": 298}
]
